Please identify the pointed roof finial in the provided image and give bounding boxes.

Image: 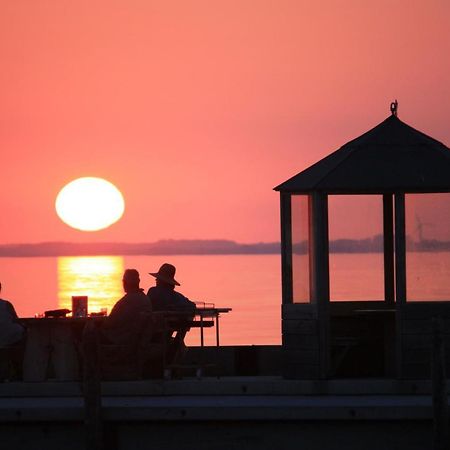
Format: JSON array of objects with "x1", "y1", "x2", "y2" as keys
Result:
[{"x1": 390, "y1": 99, "x2": 398, "y2": 117}]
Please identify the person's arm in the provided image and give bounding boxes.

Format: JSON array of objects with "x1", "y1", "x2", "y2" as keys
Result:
[{"x1": 177, "y1": 293, "x2": 196, "y2": 311}]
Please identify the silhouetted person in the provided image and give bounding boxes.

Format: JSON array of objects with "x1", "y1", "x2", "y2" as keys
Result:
[
  {"x1": 147, "y1": 263, "x2": 196, "y2": 312},
  {"x1": 0, "y1": 282, "x2": 24, "y2": 347},
  {"x1": 102, "y1": 269, "x2": 152, "y2": 346},
  {"x1": 97, "y1": 269, "x2": 155, "y2": 379},
  {"x1": 0, "y1": 282, "x2": 25, "y2": 380},
  {"x1": 147, "y1": 264, "x2": 196, "y2": 367}
]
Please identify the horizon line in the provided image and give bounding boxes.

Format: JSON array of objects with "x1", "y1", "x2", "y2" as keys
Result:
[{"x1": 1, "y1": 237, "x2": 449, "y2": 257}]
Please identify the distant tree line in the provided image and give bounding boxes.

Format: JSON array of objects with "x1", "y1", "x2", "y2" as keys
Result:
[{"x1": 1, "y1": 236, "x2": 450, "y2": 257}]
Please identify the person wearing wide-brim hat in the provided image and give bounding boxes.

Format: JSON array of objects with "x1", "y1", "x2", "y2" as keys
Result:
[
  {"x1": 148, "y1": 263, "x2": 180, "y2": 287},
  {"x1": 147, "y1": 263, "x2": 195, "y2": 312},
  {"x1": 147, "y1": 263, "x2": 196, "y2": 369}
]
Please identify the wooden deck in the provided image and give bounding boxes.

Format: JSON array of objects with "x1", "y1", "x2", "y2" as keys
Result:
[{"x1": 0, "y1": 377, "x2": 446, "y2": 450}]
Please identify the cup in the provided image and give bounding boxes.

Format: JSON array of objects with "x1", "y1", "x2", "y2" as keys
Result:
[{"x1": 72, "y1": 296, "x2": 88, "y2": 318}]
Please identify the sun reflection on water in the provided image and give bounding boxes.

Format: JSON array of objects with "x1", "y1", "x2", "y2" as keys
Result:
[{"x1": 57, "y1": 256, "x2": 124, "y2": 314}]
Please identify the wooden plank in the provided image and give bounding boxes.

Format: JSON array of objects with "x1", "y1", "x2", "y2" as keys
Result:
[
  {"x1": 403, "y1": 319, "x2": 433, "y2": 334},
  {"x1": 402, "y1": 304, "x2": 450, "y2": 319},
  {"x1": 330, "y1": 301, "x2": 388, "y2": 315},
  {"x1": 282, "y1": 304, "x2": 315, "y2": 320},
  {"x1": 282, "y1": 319, "x2": 318, "y2": 335},
  {"x1": 283, "y1": 349, "x2": 320, "y2": 366},
  {"x1": 404, "y1": 350, "x2": 450, "y2": 370},
  {"x1": 403, "y1": 350, "x2": 431, "y2": 365},
  {"x1": 283, "y1": 363, "x2": 320, "y2": 379},
  {"x1": 402, "y1": 335, "x2": 432, "y2": 349},
  {"x1": 403, "y1": 334, "x2": 450, "y2": 349},
  {"x1": 402, "y1": 363, "x2": 430, "y2": 379},
  {"x1": 403, "y1": 319, "x2": 450, "y2": 335},
  {"x1": 283, "y1": 334, "x2": 320, "y2": 350}
]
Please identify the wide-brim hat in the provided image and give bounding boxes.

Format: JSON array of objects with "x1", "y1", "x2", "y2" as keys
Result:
[{"x1": 149, "y1": 263, "x2": 180, "y2": 286}]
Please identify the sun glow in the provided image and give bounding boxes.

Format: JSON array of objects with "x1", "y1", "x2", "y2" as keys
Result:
[
  {"x1": 55, "y1": 177, "x2": 125, "y2": 231},
  {"x1": 57, "y1": 256, "x2": 124, "y2": 313}
]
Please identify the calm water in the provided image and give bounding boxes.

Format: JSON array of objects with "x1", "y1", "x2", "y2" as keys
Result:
[
  {"x1": 0, "y1": 254, "x2": 281, "y2": 346},
  {"x1": 1, "y1": 252, "x2": 450, "y2": 346}
]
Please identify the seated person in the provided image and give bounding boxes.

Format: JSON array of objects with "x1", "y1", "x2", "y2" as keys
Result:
[
  {"x1": 0, "y1": 282, "x2": 24, "y2": 347},
  {"x1": 147, "y1": 263, "x2": 196, "y2": 312},
  {"x1": 98, "y1": 269, "x2": 154, "y2": 379},
  {"x1": 0, "y1": 282, "x2": 25, "y2": 379},
  {"x1": 147, "y1": 263, "x2": 196, "y2": 365},
  {"x1": 102, "y1": 269, "x2": 152, "y2": 347}
]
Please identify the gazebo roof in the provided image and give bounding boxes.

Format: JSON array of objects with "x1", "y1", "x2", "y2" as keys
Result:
[{"x1": 275, "y1": 113, "x2": 450, "y2": 194}]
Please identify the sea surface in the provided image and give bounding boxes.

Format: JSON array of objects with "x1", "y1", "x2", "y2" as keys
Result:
[{"x1": 1, "y1": 252, "x2": 449, "y2": 346}]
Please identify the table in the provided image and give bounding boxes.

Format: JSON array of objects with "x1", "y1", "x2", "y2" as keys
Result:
[
  {"x1": 20, "y1": 317, "x2": 98, "y2": 382},
  {"x1": 157, "y1": 307, "x2": 231, "y2": 347},
  {"x1": 195, "y1": 307, "x2": 232, "y2": 347},
  {"x1": 20, "y1": 307, "x2": 232, "y2": 381}
]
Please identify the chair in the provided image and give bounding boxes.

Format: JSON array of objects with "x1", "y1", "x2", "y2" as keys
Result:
[
  {"x1": 97, "y1": 312, "x2": 166, "y2": 380},
  {"x1": 83, "y1": 311, "x2": 203, "y2": 381},
  {"x1": 0, "y1": 344, "x2": 24, "y2": 381}
]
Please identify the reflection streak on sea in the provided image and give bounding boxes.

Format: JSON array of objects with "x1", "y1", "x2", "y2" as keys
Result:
[{"x1": 57, "y1": 256, "x2": 124, "y2": 314}]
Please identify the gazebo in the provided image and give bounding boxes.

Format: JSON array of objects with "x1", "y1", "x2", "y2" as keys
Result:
[{"x1": 274, "y1": 103, "x2": 450, "y2": 380}]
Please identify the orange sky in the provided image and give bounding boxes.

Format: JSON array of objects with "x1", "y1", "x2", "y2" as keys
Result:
[{"x1": 1, "y1": 0, "x2": 449, "y2": 244}]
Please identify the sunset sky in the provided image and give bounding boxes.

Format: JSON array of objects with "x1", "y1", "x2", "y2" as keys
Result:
[{"x1": 1, "y1": 0, "x2": 449, "y2": 244}]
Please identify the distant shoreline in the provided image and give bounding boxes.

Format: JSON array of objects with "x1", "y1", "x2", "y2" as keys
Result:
[
  {"x1": 0, "y1": 240, "x2": 280, "y2": 257},
  {"x1": 1, "y1": 237, "x2": 450, "y2": 257}
]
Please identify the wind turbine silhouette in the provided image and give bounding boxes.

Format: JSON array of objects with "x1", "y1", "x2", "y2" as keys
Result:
[{"x1": 415, "y1": 214, "x2": 434, "y2": 243}]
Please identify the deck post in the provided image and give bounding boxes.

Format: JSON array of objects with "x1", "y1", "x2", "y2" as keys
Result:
[
  {"x1": 432, "y1": 317, "x2": 449, "y2": 450},
  {"x1": 82, "y1": 321, "x2": 103, "y2": 450}
]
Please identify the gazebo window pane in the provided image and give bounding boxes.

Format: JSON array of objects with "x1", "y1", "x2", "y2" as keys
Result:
[
  {"x1": 405, "y1": 193, "x2": 450, "y2": 301},
  {"x1": 291, "y1": 195, "x2": 311, "y2": 303},
  {"x1": 328, "y1": 195, "x2": 384, "y2": 301}
]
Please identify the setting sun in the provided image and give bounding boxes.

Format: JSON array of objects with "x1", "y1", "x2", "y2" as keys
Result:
[{"x1": 55, "y1": 177, "x2": 125, "y2": 231}]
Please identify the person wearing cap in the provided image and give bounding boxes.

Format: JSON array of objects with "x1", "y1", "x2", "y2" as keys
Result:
[
  {"x1": 102, "y1": 269, "x2": 153, "y2": 346},
  {"x1": 147, "y1": 263, "x2": 196, "y2": 312}
]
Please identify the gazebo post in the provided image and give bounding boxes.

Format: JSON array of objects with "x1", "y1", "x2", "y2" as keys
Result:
[
  {"x1": 383, "y1": 194, "x2": 395, "y2": 304},
  {"x1": 394, "y1": 192, "x2": 406, "y2": 303},
  {"x1": 280, "y1": 193, "x2": 293, "y2": 305},
  {"x1": 394, "y1": 192, "x2": 406, "y2": 378},
  {"x1": 311, "y1": 192, "x2": 330, "y2": 378}
]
